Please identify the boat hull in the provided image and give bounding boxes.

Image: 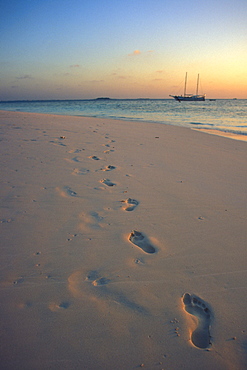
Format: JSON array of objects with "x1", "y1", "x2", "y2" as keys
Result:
[{"x1": 171, "y1": 95, "x2": 206, "y2": 102}]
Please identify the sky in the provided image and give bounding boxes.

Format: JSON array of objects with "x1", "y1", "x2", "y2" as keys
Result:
[{"x1": 1, "y1": 0, "x2": 247, "y2": 100}]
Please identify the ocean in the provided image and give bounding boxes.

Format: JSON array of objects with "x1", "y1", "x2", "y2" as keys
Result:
[{"x1": 1, "y1": 99, "x2": 246, "y2": 140}]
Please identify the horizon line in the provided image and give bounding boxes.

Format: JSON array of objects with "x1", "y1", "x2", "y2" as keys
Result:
[{"x1": 0, "y1": 97, "x2": 244, "y2": 103}]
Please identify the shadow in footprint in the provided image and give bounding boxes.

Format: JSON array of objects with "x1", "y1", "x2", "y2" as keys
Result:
[
  {"x1": 102, "y1": 165, "x2": 116, "y2": 171},
  {"x1": 50, "y1": 140, "x2": 66, "y2": 147},
  {"x1": 73, "y1": 168, "x2": 90, "y2": 175},
  {"x1": 100, "y1": 179, "x2": 116, "y2": 187},
  {"x1": 64, "y1": 186, "x2": 77, "y2": 197},
  {"x1": 182, "y1": 292, "x2": 212, "y2": 349},
  {"x1": 92, "y1": 277, "x2": 111, "y2": 286},
  {"x1": 71, "y1": 156, "x2": 81, "y2": 162},
  {"x1": 122, "y1": 198, "x2": 139, "y2": 211},
  {"x1": 86, "y1": 270, "x2": 99, "y2": 281},
  {"x1": 58, "y1": 301, "x2": 70, "y2": 309},
  {"x1": 86, "y1": 271, "x2": 110, "y2": 286},
  {"x1": 129, "y1": 230, "x2": 156, "y2": 254},
  {"x1": 89, "y1": 155, "x2": 100, "y2": 160}
]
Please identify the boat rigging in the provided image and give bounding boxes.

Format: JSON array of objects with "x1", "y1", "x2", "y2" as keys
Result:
[{"x1": 170, "y1": 73, "x2": 206, "y2": 102}]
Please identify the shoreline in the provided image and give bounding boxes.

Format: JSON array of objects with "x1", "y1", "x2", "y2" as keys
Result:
[
  {"x1": 1, "y1": 108, "x2": 247, "y2": 143},
  {"x1": 193, "y1": 128, "x2": 247, "y2": 142},
  {"x1": 1, "y1": 110, "x2": 247, "y2": 369}
]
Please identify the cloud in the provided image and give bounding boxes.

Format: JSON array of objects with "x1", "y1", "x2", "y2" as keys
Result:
[
  {"x1": 70, "y1": 64, "x2": 80, "y2": 68},
  {"x1": 128, "y1": 50, "x2": 154, "y2": 57},
  {"x1": 128, "y1": 50, "x2": 141, "y2": 56},
  {"x1": 16, "y1": 74, "x2": 33, "y2": 80},
  {"x1": 111, "y1": 73, "x2": 130, "y2": 80}
]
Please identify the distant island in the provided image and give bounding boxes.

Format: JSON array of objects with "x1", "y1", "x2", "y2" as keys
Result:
[{"x1": 96, "y1": 97, "x2": 111, "y2": 100}]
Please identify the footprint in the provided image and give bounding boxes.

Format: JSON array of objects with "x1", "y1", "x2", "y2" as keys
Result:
[
  {"x1": 85, "y1": 270, "x2": 100, "y2": 281},
  {"x1": 71, "y1": 156, "x2": 82, "y2": 162},
  {"x1": 92, "y1": 277, "x2": 111, "y2": 286},
  {"x1": 101, "y1": 165, "x2": 116, "y2": 171},
  {"x1": 64, "y1": 186, "x2": 77, "y2": 197},
  {"x1": 58, "y1": 301, "x2": 70, "y2": 309},
  {"x1": 89, "y1": 155, "x2": 100, "y2": 160},
  {"x1": 70, "y1": 149, "x2": 83, "y2": 153},
  {"x1": 0, "y1": 218, "x2": 14, "y2": 224},
  {"x1": 134, "y1": 258, "x2": 145, "y2": 265},
  {"x1": 13, "y1": 278, "x2": 25, "y2": 285},
  {"x1": 85, "y1": 270, "x2": 111, "y2": 286},
  {"x1": 50, "y1": 139, "x2": 66, "y2": 147},
  {"x1": 78, "y1": 212, "x2": 104, "y2": 231},
  {"x1": 198, "y1": 216, "x2": 205, "y2": 221},
  {"x1": 128, "y1": 231, "x2": 156, "y2": 254},
  {"x1": 65, "y1": 156, "x2": 83, "y2": 164},
  {"x1": 86, "y1": 270, "x2": 148, "y2": 315},
  {"x1": 56, "y1": 186, "x2": 77, "y2": 198},
  {"x1": 182, "y1": 293, "x2": 212, "y2": 349},
  {"x1": 72, "y1": 168, "x2": 90, "y2": 175},
  {"x1": 49, "y1": 301, "x2": 71, "y2": 312},
  {"x1": 100, "y1": 179, "x2": 116, "y2": 187},
  {"x1": 122, "y1": 198, "x2": 139, "y2": 211}
]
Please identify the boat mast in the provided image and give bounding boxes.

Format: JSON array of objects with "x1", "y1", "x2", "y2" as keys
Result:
[
  {"x1": 196, "y1": 74, "x2": 199, "y2": 95},
  {"x1": 184, "y1": 72, "x2": 187, "y2": 96}
]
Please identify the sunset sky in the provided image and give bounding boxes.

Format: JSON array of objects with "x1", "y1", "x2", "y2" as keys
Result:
[{"x1": 1, "y1": 0, "x2": 247, "y2": 100}]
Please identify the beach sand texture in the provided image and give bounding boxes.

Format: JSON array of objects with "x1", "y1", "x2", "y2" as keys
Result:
[{"x1": 0, "y1": 111, "x2": 246, "y2": 369}]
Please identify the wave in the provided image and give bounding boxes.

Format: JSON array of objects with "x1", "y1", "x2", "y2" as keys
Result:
[
  {"x1": 189, "y1": 122, "x2": 214, "y2": 126},
  {"x1": 196, "y1": 126, "x2": 247, "y2": 136}
]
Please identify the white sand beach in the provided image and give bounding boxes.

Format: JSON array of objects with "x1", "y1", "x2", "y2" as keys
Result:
[{"x1": 0, "y1": 110, "x2": 247, "y2": 370}]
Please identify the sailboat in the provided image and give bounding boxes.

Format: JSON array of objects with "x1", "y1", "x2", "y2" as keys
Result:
[{"x1": 170, "y1": 73, "x2": 206, "y2": 102}]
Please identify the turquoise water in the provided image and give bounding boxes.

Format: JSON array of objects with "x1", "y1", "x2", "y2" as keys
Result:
[{"x1": 1, "y1": 99, "x2": 247, "y2": 138}]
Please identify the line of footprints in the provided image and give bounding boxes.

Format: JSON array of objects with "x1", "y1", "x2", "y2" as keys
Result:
[
  {"x1": 67, "y1": 133, "x2": 212, "y2": 350},
  {"x1": 91, "y1": 141, "x2": 213, "y2": 349},
  {"x1": 86, "y1": 145, "x2": 155, "y2": 255},
  {"x1": 91, "y1": 156, "x2": 156, "y2": 255}
]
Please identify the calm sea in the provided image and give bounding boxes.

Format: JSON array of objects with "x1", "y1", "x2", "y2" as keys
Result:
[{"x1": 1, "y1": 99, "x2": 247, "y2": 139}]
